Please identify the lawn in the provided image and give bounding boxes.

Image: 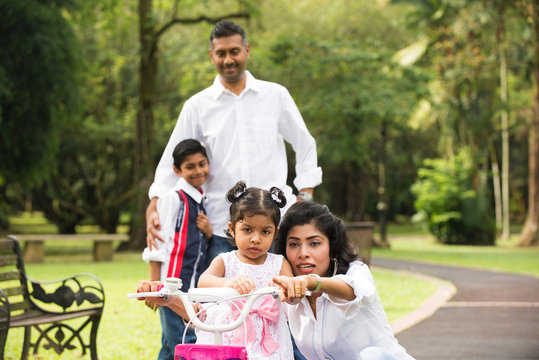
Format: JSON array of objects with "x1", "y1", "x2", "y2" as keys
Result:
[
  {"x1": 7, "y1": 214, "x2": 536, "y2": 359},
  {"x1": 373, "y1": 232, "x2": 539, "y2": 278},
  {"x1": 1, "y1": 228, "x2": 437, "y2": 359}
]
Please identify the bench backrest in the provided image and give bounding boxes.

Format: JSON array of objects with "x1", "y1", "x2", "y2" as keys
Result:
[
  {"x1": 0, "y1": 236, "x2": 105, "y2": 319},
  {"x1": 0, "y1": 236, "x2": 32, "y2": 317}
]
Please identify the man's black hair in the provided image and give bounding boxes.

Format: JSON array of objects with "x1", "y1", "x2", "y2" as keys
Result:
[
  {"x1": 209, "y1": 20, "x2": 247, "y2": 48},
  {"x1": 172, "y1": 139, "x2": 208, "y2": 169}
]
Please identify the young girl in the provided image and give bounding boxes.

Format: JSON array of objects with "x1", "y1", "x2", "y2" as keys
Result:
[
  {"x1": 273, "y1": 201, "x2": 415, "y2": 360},
  {"x1": 195, "y1": 181, "x2": 294, "y2": 359}
]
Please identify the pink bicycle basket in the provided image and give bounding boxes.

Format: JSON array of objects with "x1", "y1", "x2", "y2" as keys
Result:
[{"x1": 174, "y1": 343, "x2": 248, "y2": 360}]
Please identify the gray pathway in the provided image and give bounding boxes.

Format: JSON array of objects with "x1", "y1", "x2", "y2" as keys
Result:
[{"x1": 372, "y1": 257, "x2": 539, "y2": 360}]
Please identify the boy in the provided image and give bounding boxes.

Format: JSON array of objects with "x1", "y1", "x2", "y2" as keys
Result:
[{"x1": 142, "y1": 139, "x2": 212, "y2": 360}]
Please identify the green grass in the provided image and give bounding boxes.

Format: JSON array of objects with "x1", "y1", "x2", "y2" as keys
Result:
[
  {"x1": 4, "y1": 253, "x2": 162, "y2": 360},
  {"x1": 16, "y1": 213, "x2": 528, "y2": 358},
  {"x1": 373, "y1": 268, "x2": 438, "y2": 322},
  {"x1": 2, "y1": 248, "x2": 436, "y2": 359},
  {"x1": 373, "y1": 232, "x2": 539, "y2": 278}
]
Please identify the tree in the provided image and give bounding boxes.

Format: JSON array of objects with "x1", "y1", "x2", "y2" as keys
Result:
[
  {"x1": 399, "y1": 0, "x2": 534, "y2": 243},
  {"x1": 0, "y1": 0, "x2": 80, "y2": 227},
  {"x1": 519, "y1": 0, "x2": 539, "y2": 246},
  {"x1": 128, "y1": 0, "x2": 256, "y2": 249},
  {"x1": 261, "y1": 1, "x2": 428, "y2": 223}
]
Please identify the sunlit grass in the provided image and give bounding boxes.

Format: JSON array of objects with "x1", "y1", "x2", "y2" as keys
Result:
[
  {"x1": 4, "y1": 213, "x2": 475, "y2": 358},
  {"x1": 373, "y1": 267, "x2": 438, "y2": 323},
  {"x1": 3, "y1": 251, "x2": 435, "y2": 359},
  {"x1": 373, "y1": 233, "x2": 539, "y2": 278}
]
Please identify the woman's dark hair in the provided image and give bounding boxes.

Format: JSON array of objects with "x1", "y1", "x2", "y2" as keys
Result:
[
  {"x1": 275, "y1": 201, "x2": 360, "y2": 275},
  {"x1": 224, "y1": 181, "x2": 287, "y2": 244}
]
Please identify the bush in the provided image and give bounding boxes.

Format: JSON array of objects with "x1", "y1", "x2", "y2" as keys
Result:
[{"x1": 411, "y1": 149, "x2": 495, "y2": 245}]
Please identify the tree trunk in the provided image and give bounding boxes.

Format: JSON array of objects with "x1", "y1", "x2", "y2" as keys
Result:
[
  {"x1": 489, "y1": 140, "x2": 502, "y2": 235},
  {"x1": 519, "y1": 0, "x2": 539, "y2": 246},
  {"x1": 500, "y1": 41, "x2": 510, "y2": 240},
  {"x1": 346, "y1": 161, "x2": 366, "y2": 221},
  {"x1": 496, "y1": 0, "x2": 511, "y2": 240},
  {"x1": 124, "y1": 0, "x2": 157, "y2": 250},
  {"x1": 123, "y1": 1, "x2": 252, "y2": 250}
]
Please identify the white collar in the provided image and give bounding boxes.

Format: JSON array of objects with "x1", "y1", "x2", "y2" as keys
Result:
[
  {"x1": 209, "y1": 70, "x2": 261, "y2": 100},
  {"x1": 175, "y1": 177, "x2": 204, "y2": 204}
]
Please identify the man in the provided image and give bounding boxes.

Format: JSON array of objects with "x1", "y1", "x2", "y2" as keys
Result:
[{"x1": 146, "y1": 20, "x2": 322, "y2": 266}]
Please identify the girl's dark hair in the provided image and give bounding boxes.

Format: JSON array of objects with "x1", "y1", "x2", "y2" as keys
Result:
[
  {"x1": 275, "y1": 201, "x2": 360, "y2": 276},
  {"x1": 224, "y1": 181, "x2": 286, "y2": 243}
]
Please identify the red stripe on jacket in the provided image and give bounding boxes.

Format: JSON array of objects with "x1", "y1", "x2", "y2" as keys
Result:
[{"x1": 167, "y1": 191, "x2": 189, "y2": 278}]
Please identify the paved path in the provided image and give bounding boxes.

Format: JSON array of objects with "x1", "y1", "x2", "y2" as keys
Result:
[{"x1": 372, "y1": 257, "x2": 539, "y2": 360}]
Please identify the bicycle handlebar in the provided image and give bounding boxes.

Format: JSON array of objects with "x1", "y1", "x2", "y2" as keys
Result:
[{"x1": 128, "y1": 278, "x2": 310, "y2": 337}]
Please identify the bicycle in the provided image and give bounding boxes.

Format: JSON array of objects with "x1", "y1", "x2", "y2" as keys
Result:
[{"x1": 128, "y1": 277, "x2": 292, "y2": 360}]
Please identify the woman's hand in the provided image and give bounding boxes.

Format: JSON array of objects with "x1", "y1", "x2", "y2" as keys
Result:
[
  {"x1": 224, "y1": 275, "x2": 256, "y2": 295},
  {"x1": 273, "y1": 275, "x2": 309, "y2": 304}
]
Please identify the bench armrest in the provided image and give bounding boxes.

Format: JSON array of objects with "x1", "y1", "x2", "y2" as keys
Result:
[{"x1": 27, "y1": 273, "x2": 104, "y2": 313}]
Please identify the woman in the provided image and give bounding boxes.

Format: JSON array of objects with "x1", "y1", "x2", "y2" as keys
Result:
[{"x1": 272, "y1": 201, "x2": 415, "y2": 360}]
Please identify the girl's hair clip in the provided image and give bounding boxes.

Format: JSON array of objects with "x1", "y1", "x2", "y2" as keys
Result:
[{"x1": 269, "y1": 187, "x2": 287, "y2": 208}]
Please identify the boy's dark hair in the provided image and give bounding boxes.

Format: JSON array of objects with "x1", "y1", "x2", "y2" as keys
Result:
[
  {"x1": 275, "y1": 201, "x2": 360, "y2": 276},
  {"x1": 224, "y1": 181, "x2": 286, "y2": 244},
  {"x1": 209, "y1": 20, "x2": 247, "y2": 48},
  {"x1": 172, "y1": 139, "x2": 208, "y2": 169}
]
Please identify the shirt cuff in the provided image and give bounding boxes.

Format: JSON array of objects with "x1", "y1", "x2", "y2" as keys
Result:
[
  {"x1": 293, "y1": 167, "x2": 323, "y2": 191},
  {"x1": 142, "y1": 248, "x2": 166, "y2": 263}
]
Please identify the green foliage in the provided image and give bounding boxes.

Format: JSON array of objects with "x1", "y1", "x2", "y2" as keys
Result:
[
  {"x1": 26, "y1": 0, "x2": 139, "y2": 234},
  {"x1": 0, "y1": 0, "x2": 80, "y2": 188},
  {"x1": 411, "y1": 148, "x2": 495, "y2": 245}
]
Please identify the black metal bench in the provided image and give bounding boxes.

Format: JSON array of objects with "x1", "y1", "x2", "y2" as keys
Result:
[{"x1": 0, "y1": 235, "x2": 104, "y2": 359}]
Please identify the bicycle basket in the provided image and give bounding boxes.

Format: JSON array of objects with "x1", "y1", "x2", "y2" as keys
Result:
[{"x1": 174, "y1": 343, "x2": 248, "y2": 360}]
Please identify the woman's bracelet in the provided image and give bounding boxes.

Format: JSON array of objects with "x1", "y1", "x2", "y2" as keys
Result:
[{"x1": 308, "y1": 273, "x2": 322, "y2": 294}]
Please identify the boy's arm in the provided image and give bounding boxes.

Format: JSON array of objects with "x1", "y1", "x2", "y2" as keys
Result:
[
  {"x1": 146, "y1": 197, "x2": 163, "y2": 250},
  {"x1": 149, "y1": 261, "x2": 161, "y2": 282}
]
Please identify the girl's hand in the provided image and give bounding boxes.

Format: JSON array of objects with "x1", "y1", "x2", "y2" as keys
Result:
[
  {"x1": 224, "y1": 275, "x2": 255, "y2": 295},
  {"x1": 196, "y1": 212, "x2": 213, "y2": 241},
  {"x1": 273, "y1": 275, "x2": 309, "y2": 304}
]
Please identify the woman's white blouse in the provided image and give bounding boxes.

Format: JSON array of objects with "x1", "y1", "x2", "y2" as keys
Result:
[{"x1": 284, "y1": 261, "x2": 415, "y2": 360}]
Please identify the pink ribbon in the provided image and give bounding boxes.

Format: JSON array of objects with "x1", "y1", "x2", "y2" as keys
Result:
[{"x1": 230, "y1": 295, "x2": 280, "y2": 356}]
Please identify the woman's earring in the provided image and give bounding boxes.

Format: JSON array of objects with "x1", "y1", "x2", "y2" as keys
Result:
[{"x1": 332, "y1": 258, "x2": 338, "y2": 276}]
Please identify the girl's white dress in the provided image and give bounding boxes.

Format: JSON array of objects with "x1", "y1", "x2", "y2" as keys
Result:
[{"x1": 196, "y1": 251, "x2": 293, "y2": 359}]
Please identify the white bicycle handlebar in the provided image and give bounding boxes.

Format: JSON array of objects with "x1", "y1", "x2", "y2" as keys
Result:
[
  {"x1": 128, "y1": 278, "x2": 287, "y2": 332},
  {"x1": 128, "y1": 277, "x2": 310, "y2": 344}
]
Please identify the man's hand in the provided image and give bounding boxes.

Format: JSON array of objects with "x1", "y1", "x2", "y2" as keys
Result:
[
  {"x1": 196, "y1": 212, "x2": 213, "y2": 241},
  {"x1": 297, "y1": 188, "x2": 314, "y2": 202},
  {"x1": 146, "y1": 197, "x2": 164, "y2": 250}
]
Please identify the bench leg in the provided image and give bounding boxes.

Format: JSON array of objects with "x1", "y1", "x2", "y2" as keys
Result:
[
  {"x1": 22, "y1": 241, "x2": 44, "y2": 264},
  {"x1": 93, "y1": 241, "x2": 113, "y2": 262},
  {"x1": 21, "y1": 326, "x2": 31, "y2": 360},
  {"x1": 90, "y1": 314, "x2": 101, "y2": 360}
]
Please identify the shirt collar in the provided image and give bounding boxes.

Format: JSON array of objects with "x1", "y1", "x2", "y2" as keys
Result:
[
  {"x1": 175, "y1": 177, "x2": 204, "y2": 204},
  {"x1": 209, "y1": 70, "x2": 261, "y2": 100}
]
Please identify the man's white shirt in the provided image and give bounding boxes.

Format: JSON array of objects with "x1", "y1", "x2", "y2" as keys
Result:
[{"x1": 149, "y1": 71, "x2": 322, "y2": 234}]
